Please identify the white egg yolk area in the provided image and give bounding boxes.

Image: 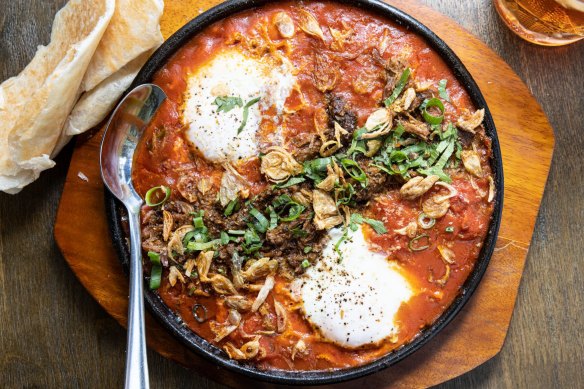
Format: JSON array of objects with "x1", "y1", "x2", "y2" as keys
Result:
[
  {"x1": 297, "y1": 226, "x2": 414, "y2": 348},
  {"x1": 182, "y1": 49, "x2": 295, "y2": 163}
]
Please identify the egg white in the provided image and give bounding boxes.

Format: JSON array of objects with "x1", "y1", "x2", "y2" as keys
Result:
[
  {"x1": 182, "y1": 49, "x2": 295, "y2": 163},
  {"x1": 294, "y1": 226, "x2": 414, "y2": 348}
]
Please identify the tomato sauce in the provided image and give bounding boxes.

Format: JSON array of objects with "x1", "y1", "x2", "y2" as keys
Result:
[{"x1": 132, "y1": 1, "x2": 495, "y2": 371}]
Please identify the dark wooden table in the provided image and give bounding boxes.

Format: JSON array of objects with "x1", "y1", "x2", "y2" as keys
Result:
[{"x1": 1, "y1": 1, "x2": 582, "y2": 388}]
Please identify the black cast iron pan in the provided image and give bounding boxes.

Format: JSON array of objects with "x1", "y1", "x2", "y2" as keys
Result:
[{"x1": 105, "y1": 0, "x2": 504, "y2": 384}]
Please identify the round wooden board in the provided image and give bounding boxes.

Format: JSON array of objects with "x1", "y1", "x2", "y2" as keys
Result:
[{"x1": 54, "y1": 0, "x2": 554, "y2": 388}]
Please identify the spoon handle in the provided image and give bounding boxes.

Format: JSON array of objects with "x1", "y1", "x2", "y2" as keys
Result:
[{"x1": 125, "y1": 209, "x2": 150, "y2": 389}]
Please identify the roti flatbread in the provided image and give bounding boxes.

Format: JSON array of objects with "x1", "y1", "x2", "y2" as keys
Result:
[
  {"x1": 64, "y1": 50, "x2": 155, "y2": 137},
  {"x1": 64, "y1": 0, "x2": 164, "y2": 137},
  {"x1": 81, "y1": 0, "x2": 164, "y2": 92},
  {"x1": 0, "y1": 0, "x2": 115, "y2": 194},
  {"x1": 0, "y1": 0, "x2": 164, "y2": 194}
]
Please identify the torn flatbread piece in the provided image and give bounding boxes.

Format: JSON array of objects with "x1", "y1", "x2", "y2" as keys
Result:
[
  {"x1": 0, "y1": 0, "x2": 115, "y2": 194},
  {"x1": 81, "y1": 0, "x2": 164, "y2": 92},
  {"x1": 65, "y1": 0, "x2": 164, "y2": 137},
  {"x1": 65, "y1": 49, "x2": 155, "y2": 137}
]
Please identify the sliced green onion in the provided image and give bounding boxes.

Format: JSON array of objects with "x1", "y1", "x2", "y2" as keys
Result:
[
  {"x1": 409, "y1": 234, "x2": 430, "y2": 252},
  {"x1": 224, "y1": 199, "x2": 239, "y2": 216},
  {"x1": 147, "y1": 251, "x2": 161, "y2": 266},
  {"x1": 249, "y1": 207, "x2": 269, "y2": 233},
  {"x1": 301, "y1": 259, "x2": 311, "y2": 269},
  {"x1": 186, "y1": 239, "x2": 221, "y2": 252},
  {"x1": 220, "y1": 231, "x2": 230, "y2": 245},
  {"x1": 384, "y1": 67, "x2": 411, "y2": 107},
  {"x1": 149, "y1": 265, "x2": 162, "y2": 290},
  {"x1": 192, "y1": 304, "x2": 208, "y2": 323},
  {"x1": 446, "y1": 226, "x2": 455, "y2": 233},
  {"x1": 438, "y1": 79, "x2": 450, "y2": 102},
  {"x1": 237, "y1": 96, "x2": 261, "y2": 134},
  {"x1": 421, "y1": 98, "x2": 445, "y2": 125},
  {"x1": 193, "y1": 215, "x2": 205, "y2": 229},
  {"x1": 303, "y1": 246, "x2": 313, "y2": 254},
  {"x1": 340, "y1": 159, "x2": 368, "y2": 187},
  {"x1": 145, "y1": 185, "x2": 171, "y2": 207},
  {"x1": 227, "y1": 229, "x2": 246, "y2": 235},
  {"x1": 418, "y1": 213, "x2": 436, "y2": 229}
]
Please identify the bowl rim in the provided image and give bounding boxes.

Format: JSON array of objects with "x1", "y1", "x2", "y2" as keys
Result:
[{"x1": 105, "y1": 0, "x2": 504, "y2": 385}]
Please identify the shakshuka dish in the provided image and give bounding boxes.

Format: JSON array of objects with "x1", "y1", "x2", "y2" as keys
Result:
[{"x1": 133, "y1": 1, "x2": 496, "y2": 371}]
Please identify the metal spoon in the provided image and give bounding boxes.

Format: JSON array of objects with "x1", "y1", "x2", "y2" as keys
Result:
[{"x1": 99, "y1": 84, "x2": 167, "y2": 389}]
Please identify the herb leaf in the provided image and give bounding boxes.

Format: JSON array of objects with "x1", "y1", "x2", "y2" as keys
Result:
[
  {"x1": 384, "y1": 67, "x2": 411, "y2": 107},
  {"x1": 237, "y1": 96, "x2": 261, "y2": 134},
  {"x1": 350, "y1": 213, "x2": 387, "y2": 234},
  {"x1": 213, "y1": 96, "x2": 243, "y2": 113},
  {"x1": 363, "y1": 218, "x2": 387, "y2": 234},
  {"x1": 273, "y1": 176, "x2": 306, "y2": 189},
  {"x1": 438, "y1": 79, "x2": 450, "y2": 102}
]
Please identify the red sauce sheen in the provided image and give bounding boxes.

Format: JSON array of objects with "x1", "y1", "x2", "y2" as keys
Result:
[{"x1": 133, "y1": 1, "x2": 495, "y2": 371}]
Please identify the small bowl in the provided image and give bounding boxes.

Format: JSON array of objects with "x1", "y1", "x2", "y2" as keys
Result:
[{"x1": 105, "y1": 0, "x2": 504, "y2": 385}]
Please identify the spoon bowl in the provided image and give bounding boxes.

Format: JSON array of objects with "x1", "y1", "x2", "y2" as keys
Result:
[{"x1": 99, "y1": 83, "x2": 167, "y2": 389}]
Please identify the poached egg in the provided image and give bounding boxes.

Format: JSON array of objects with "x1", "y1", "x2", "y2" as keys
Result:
[
  {"x1": 182, "y1": 49, "x2": 295, "y2": 163},
  {"x1": 294, "y1": 226, "x2": 414, "y2": 348}
]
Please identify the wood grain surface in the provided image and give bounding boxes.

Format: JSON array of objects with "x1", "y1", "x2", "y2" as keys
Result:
[{"x1": 0, "y1": 1, "x2": 581, "y2": 389}]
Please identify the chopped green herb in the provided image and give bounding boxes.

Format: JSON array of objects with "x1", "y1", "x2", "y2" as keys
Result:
[
  {"x1": 384, "y1": 67, "x2": 411, "y2": 107},
  {"x1": 242, "y1": 228, "x2": 263, "y2": 255},
  {"x1": 224, "y1": 199, "x2": 239, "y2": 216},
  {"x1": 303, "y1": 157, "x2": 332, "y2": 182},
  {"x1": 212, "y1": 95, "x2": 243, "y2": 113},
  {"x1": 303, "y1": 246, "x2": 313, "y2": 254},
  {"x1": 273, "y1": 176, "x2": 306, "y2": 189},
  {"x1": 350, "y1": 213, "x2": 387, "y2": 234},
  {"x1": 333, "y1": 229, "x2": 349, "y2": 261},
  {"x1": 336, "y1": 183, "x2": 356, "y2": 206},
  {"x1": 220, "y1": 231, "x2": 230, "y2": 245},
  {"x1": 291, "y1": 227, "x2": 308, "y2": 238},
  {"x1": 301, "y1": 259, "x2": 311, "y2": 268},
  {"x1": 271, "y1": 195, "x2": 306, "y2": 222},
  {"x1": 237, "y1": 96, "x2": 261, "y2": 134},
  {"x1": 268, "y1": 206, "x2": 278, "y2": 230},
  {"x1": 438, "y1": 79, "x2": 450, "y2": 102},
  {"x1": 445, "y1": 226, "x2": 455, "y2": 233},
  {"x1": 339, "y1": 158, "x2": 368, "y2": 187},
  {"x1": 363, "y1": 218, "x2": 387, "y2": 234},
  {"x1": 249, "y1": 207, "x2": 269, "y2": 233},
  {"x1": 186, "y1": 239, "x2": 221, "y2": 252}
]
